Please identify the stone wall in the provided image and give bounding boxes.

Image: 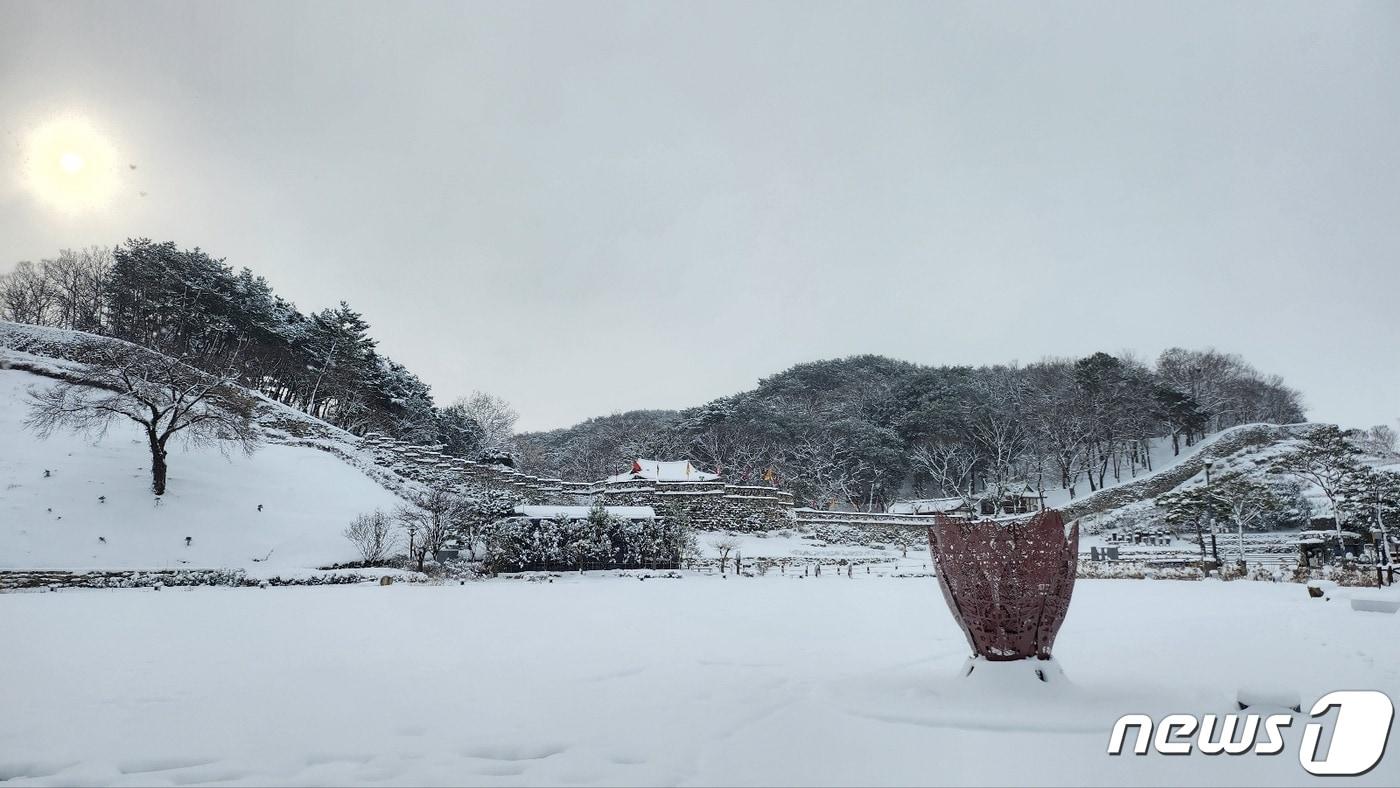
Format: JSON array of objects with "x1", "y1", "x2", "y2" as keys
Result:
[
  {"x1": 583, "y1": 480, "x2": 795, "y2": 531},
  {"x1": 357, "y1": 424, "x2": 1312, "y2": 540},
  {"x1": 789, "y1": 508, "x2": 933, "y2": 547},
  {"x1": 358, "y1": 433, "x2": 561, "y2": 504},
  {"x1": 354, "y1": 436, "x2": 799, "y2": 532},
  {"x1": 792, "y1": 509, "x2": 936, "y2": 528},
  {"x1": 0, "y1": 568, "x2": 388, "y2": 590}
]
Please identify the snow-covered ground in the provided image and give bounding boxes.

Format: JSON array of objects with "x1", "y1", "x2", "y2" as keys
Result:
[
  {"x1": 0, "y1": 369, "x2": 406, "y2": 576},
  {"x1": 695, "y1": 529, "x2": 930, "y2": 564},
  {"x1": 1037, "y1": 434, "x2": 1196, "y2": 511},
  {"x1": 1078, "y1": 530, "x2": 1301, "y2": 567},
  {"x1": 3, "y1": 575, "x2": 1397, "y2": 786}
]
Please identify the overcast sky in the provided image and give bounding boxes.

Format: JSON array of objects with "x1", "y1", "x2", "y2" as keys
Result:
[{"x1": 2, "y1": 1, "x2": 1397, "y2": 431}]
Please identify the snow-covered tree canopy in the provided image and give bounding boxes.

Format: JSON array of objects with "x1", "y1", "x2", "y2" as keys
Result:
[
  {"x1": 0, "y1": 239, "x2": 487, "y2": 454},
  {"x1": 519, "y1": 352, "x2": 1305, "y2": 511}
]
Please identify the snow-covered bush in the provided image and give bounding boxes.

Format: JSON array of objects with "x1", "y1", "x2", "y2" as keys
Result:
[
  {"x1": 1216, "y1": 562, "x2": 1249, "y2": 581},
  {"x1": 345, "y1": 510, "x2": 396, "y2": 564},
  {"x1": 1291, "y1": 562, "x2": 1380, "y2": 588},
  {"x1": 482, "y1": 506, "x2": 695, "y2": 573},
  {"x1": 1076, "y1": 562, "x2": 1205, "y2": 581}
]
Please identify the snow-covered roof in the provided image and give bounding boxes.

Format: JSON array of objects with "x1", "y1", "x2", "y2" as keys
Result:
[
  {"x1": 1294, "y1": 529, "x2": 1368, "y2": 542},
  {"x1": 887, "y1": 498, "x2": 969, "y2": 515},
  {"x1": 990, "y1": 483, "x2": 1043, "y2": 499},
  {"x1": 605, "y1": 459, "x2": 719, "y2": 484},
  {"x1": 513, "y1": 505, "x2": 656, "y2": 520}
]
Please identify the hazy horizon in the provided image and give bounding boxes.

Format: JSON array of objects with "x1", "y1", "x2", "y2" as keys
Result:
[{"x1": 3, "y1": 1, "x2": 1397, "y2": 432}]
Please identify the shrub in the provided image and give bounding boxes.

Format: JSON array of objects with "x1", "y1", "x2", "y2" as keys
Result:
[{"x1": 345, "y1": 510, "x2": 396, "y2": 564}]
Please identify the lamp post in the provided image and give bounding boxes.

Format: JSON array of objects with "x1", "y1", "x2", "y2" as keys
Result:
[
  {"x1": 1378, "y1": 490, "x2": 1392, "y2": 588},
  {"x1": 1204, "y1": 460, "x2": 1221, "y2": 568}
]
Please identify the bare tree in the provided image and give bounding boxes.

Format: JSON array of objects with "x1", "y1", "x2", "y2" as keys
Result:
[
  {"x1": 909, "y1": 440, "x2": 977, "y2": 502},
  {"x1": 964, "y1": 366, "x2": 1030, "y2": 511},
  {"x1": 44, "y1": 247, "x2": 112, "y2": 332},
  {"x1": 689, "y1": 423, "x2": 772, "y2": 484},
  {"x1": 788, "y1": 430, "x2": 856, "y2": 509},
  {"x1": 711, "y1": 535, "x2": 740, "y2": 574},
  {"x1": 1156, "y1": 347, "x2": 1303, "y2": 433},
  {"x1": 0, "y1": 261, "x2": 56, "y2": 324},
  {"x1": 452, "y1": 391, "x2": 518, "y2": 455},
  {"x1": 397, "y1": 486, "x2": 464, "y2": 571},
  {"x1": 1023, "y1": 360, "x2": 1090, "y2": 494},
  {"x1": 25, "y1": 339, "x2": 259, "y2": 495},
  {"x1": 345, "y1": 510, "x2": 396, "y2": 564},
  {"x1": 1356, "y1": 424, "x2": 1399, "y2": 458}
]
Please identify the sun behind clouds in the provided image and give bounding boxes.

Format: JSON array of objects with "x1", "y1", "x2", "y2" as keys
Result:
[{"x1": 22, "y1": 115, "x2": 121, "y2": 211}]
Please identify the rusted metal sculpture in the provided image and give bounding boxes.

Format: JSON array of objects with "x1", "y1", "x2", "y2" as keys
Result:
[{"x1": 927, "y1": 509, "x2": 1078, "y2": 661}]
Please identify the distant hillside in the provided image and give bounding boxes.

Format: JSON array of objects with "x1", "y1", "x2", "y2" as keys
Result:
[
  {"x1": 1, "y1": 243, "x2": 1316, "y2": 517},
  {"x1": 519, "y1": 350, "x2": 1308, "y2": 511},
  {"x1": 6, "y1": 323, "x2": 1393, "y2": 574}
]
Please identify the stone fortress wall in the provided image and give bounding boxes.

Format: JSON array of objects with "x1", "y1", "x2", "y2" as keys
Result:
[
  {"x1": 357, "y1": 432, "x2": 955, "y2": 536},
  {"x1": 358, "y1": 433, "x2": 796, "y2": 530},
  {"x1": 585, "y1": 480, "x2": 795, "y2": 531},
  {"x1": 359, "y1": 433, "x2": 562, "y2": 503}
]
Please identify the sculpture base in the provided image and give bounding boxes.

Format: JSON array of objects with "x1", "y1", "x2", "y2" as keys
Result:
[{"x1": 960, "y1": 656, "x2": 1067, "y2": 687}]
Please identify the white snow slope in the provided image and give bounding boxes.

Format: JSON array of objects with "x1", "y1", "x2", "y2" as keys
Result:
[
  {"x1": 0, "y1": 368, "x2": 406, "y2": 576},
  {"x1": 2, "y1": 575, "x2": 1397, "y2": 786},
  {"x1": 1037, "y1": 433, "x2": 1196, "y2": 510}
]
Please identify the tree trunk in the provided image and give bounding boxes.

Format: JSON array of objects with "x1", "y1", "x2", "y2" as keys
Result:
[{"x1": 149, "y1": 430, "x2": 168, "y2": 496}]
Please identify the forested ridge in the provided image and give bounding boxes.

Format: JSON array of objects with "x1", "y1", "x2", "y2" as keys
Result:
[
  {"x1": 3, "y1": 240, "x2": 1306, "y2": 509},
  {"x1": 518, "y1": 351, "x2": 1306, "y2": 510}
]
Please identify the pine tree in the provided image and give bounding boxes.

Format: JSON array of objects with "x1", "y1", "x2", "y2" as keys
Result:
[{"x1": 1270, "y1": 425, "x2": 1366, "y2": 533}]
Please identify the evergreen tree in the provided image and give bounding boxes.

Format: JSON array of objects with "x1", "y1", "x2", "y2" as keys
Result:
[{"x1": 1270, "y1": 425, "x2": 1366, "y2": 533}]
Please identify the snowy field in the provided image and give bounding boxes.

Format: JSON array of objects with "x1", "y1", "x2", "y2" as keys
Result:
[
  {"x1": 3, "y1": 575, "x2": 1398, "y2": 786},
  {"x1": 0, "y1": 370, "x2": 405, "y2": 576}
]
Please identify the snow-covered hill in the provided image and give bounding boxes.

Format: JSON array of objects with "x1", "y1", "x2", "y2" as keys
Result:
[
  {"x1": 4, "y1": 319, "x2": 1385, "y2": 576},
  {"x1": 1058, "y1": 423, "x2": 1310, "y2": 522},
  {"x1": 0, "y1": 366, "x2": 408, "y2": 576}
]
